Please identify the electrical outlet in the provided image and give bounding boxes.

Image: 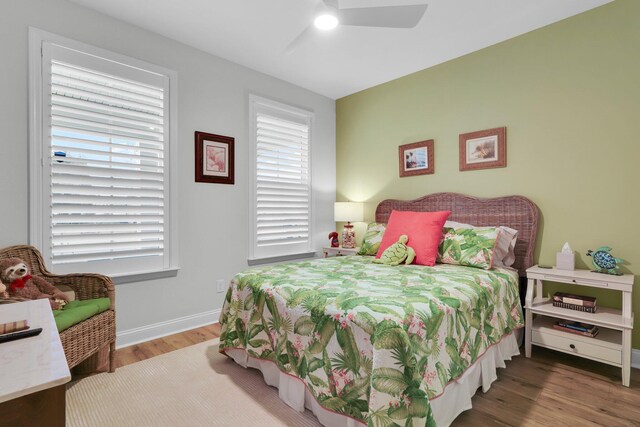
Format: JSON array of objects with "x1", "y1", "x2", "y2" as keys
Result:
[{"x1": 216, "y1": 279, "x2": 225, "y2": 293}]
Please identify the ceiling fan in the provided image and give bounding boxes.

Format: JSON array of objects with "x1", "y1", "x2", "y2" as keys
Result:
[{"x1": 286, "y1": 0, "x2": 429, "y2": 53}]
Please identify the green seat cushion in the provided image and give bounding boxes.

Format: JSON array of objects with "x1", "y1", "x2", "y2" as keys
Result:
[{"x1": 52, "y1": 298, "x2": 111, "y2": 332}]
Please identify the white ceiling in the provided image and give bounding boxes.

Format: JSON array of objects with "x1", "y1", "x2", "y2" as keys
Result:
[{"x1": 68, "y1": 0, "x2": 612, "y2": 99}]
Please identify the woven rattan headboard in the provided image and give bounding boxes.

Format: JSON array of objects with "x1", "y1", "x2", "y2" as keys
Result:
[{"x1": 375, "y1": 193, "x2": 539, "y2": 277}]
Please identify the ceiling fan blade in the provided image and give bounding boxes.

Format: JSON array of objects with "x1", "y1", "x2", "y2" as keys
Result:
[
  {"x1": 320, "y1": 0, "x2": 339, "y2": 9},
  {"x1": 338, "y1": 4, "x2": 428, "y2": 28},
  {"x1": 285, "y1": 25, "x2": 315, "y2": 54}
]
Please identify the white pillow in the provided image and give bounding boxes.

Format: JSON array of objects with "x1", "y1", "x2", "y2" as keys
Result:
[
  {"x1": 444, "y1": 220, "x2": 518, "y2": 268},
  {"x1": 55, "y1": 284, "x2": 76, "y2": 301}
]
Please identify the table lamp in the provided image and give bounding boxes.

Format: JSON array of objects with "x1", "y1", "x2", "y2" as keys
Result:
[{"x1": 334, "y1": 202, "x2": 364, "y2": 249}]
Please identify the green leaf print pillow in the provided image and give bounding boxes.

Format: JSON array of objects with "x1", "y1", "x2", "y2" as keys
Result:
[
  {"x1": 437, "y1": 226, "x2": 501, "y2": 269},
  {"x1": 356, "y1": 222, "x2": 386, "y2": 255}
]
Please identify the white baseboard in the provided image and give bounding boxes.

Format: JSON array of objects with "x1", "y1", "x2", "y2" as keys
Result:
[
  {"x1": 633, "y1": 348, "x2": 640, "y2": 369},
  {"x1": 116, "y1": 309, "x2": 220, "y2": 349}
]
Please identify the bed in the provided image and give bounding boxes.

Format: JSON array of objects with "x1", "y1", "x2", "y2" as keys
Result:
[{"x1": 219, "y1": 193, "x2": 539, "y2": 426}]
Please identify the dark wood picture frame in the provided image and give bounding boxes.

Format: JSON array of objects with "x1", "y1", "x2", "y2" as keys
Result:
[
  {"x1": 399, "y1": 140, "x2": 434, "y2": 177},
  {"x1": 459, "y1": 127, "x2": 506, "y2": 171},
  {"x1": 195, "y1": 131, "x2": 235, "y2": 184}
]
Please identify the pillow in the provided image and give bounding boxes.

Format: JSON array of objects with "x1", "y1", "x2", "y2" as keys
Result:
[
  {"x1": 55, "y1": 284, "x2": 76, "y2": 301},
  {"x1": 438, "y1": 225, "x2": 502, "y2": 269},
  {"x1": 494, "y1": 226, "x2": 518, "y2": 267},
  {"x1": 444, "y1": 220, "x2": 518, "y2": 268},
  {"x1": 357, "y1": 222, "x2": 386, "y2": 255},
  {"x1": 376, "y1": 210, "x2": 450, "y2": 266}
]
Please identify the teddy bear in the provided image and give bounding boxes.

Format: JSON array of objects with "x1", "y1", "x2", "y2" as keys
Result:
[{"x1": 0, "y1": 257, "x2": 69, "y2": 309}]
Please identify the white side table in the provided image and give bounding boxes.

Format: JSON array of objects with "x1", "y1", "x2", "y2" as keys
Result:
[
  {"x1": 0, "y1": 299, "x2": 71, "y2": 425},
  {"x1": 524, "y1": 265, "x2": 634, "y2": 387},
  {"x1": 323, "y1": 246, "x2": 359, "y2": 257}
]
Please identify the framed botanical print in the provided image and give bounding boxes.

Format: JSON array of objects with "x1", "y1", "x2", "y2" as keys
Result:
[{"x1": 195, "y1": 131, "x2": 234, "y2": 184}]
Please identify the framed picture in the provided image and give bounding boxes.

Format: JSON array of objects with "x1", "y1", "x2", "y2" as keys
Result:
[
  {"x1": 459, "y1": 127, "x2": 506, "y2": 171},
  {"x1": 398, "y1": 140, "x2": 434, "y2": 177},
  {"x1": 195, "y1": 131, "x2": 234, "y2": 184}
]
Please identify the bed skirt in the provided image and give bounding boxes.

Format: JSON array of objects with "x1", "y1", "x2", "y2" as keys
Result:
[{"x1": 223, "y1": 329, "x2": 522, "y2": 427}]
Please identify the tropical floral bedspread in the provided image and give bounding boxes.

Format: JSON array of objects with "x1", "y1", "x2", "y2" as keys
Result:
[{"x1": 219, "y1": 256, "x2": 523, "y2": 426}]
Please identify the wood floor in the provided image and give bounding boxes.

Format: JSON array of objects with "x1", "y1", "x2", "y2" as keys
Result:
[
  {"x1": 109, "y1": 324, "x2": 640, "y2": 426},
  {"x1": 113, "y1": 323, "x2": 221, "y2": 369}
]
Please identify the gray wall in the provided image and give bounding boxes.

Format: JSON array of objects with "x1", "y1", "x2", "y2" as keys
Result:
[{"x1": 0, "y1": 0, "x2": 336, "y2": 345}]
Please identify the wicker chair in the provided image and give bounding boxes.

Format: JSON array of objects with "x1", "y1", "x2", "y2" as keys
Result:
[{"x1": 0, "y1": 245, "x2": 116, "y2": 373}]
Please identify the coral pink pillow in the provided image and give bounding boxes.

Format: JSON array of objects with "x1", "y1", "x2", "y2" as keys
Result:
[{"x1": 376, "y1": 210, "x2": 451, "y2": 266}]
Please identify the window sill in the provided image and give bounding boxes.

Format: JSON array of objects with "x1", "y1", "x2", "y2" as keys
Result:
[
  {"x1": 111, "y1": 268, "x2": 179, "y2": 285},
  {"x1": 247, "y1": 251, "x2": 317, "y2": 266}
]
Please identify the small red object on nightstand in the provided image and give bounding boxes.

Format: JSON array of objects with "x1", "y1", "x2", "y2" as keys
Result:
[{"x1": 328, "y1": 232, "x2": 339, "y2": 248}]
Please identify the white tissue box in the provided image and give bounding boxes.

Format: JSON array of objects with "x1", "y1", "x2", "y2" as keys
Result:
[{"x1": 556, "y1": 252, "x2": 575, "y2": 270}]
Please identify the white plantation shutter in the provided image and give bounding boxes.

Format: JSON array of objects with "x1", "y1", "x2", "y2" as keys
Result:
[
  {"x1": 250, "y1": 96, "x2": 313, "y2": 260},
  {"x1": 30, "y1": 32, "x2": 177, "y2": 277}
]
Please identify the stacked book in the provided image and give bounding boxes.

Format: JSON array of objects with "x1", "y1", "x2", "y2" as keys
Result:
[
  {"x1": 0, "y1": 319, "x2": 29, "y2": 335},
  {"x1": 552, "y1": 292, "x2": 597, "y2": 313},
  {"x1": 553, "y1": 320, "x2": 599, "y2": 337}
]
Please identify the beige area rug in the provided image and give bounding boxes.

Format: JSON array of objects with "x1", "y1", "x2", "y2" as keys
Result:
[{"x1": 66, "y1": 339, "x2": 321, "y2": 426}]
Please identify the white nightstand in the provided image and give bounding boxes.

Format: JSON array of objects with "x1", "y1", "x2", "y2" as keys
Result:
[
  {"x1": 525, "y1": 265, "x2": 634, "y2": 387},
  {"x1": 323, "y1": 247, "x2": 359, "y2": 257}
]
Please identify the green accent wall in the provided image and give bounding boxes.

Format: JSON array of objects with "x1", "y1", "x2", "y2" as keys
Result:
[{"x1": 336, "y1": 1, "x2": 640, "y2": 347}]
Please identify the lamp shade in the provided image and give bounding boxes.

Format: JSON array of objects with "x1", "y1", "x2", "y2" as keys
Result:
[{"x1": 334, "y1": 202, "x2": 364, "y2": 222}]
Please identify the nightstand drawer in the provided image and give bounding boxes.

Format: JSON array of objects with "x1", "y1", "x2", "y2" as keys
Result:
[
  {"x1": 531, "y1": 329, "x2": 621, "y2": 365},
  {"x1": 542, "y1": 275, "x2": 609, "y2": 288}
]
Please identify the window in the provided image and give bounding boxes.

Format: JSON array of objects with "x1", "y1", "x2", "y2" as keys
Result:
[
  {"x1": 249, "y1": 95, "x2": 314, "y2": 261},
  {"x1": 29, "y1": 29, "x2": 178, "y2": 278}
]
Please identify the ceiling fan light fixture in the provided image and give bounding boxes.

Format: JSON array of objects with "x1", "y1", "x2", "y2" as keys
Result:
[{"x1": 314, "y1": 13, "x2": 339, "y2": 31}]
